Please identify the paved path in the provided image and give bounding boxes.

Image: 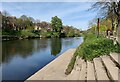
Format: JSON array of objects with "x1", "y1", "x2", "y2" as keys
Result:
[
  {"x1": 26, "y1": 49, "x2": 120, "y2": 81},
  {"x1": 26, "y1": 49, "x2": 76, "y2": 80}
]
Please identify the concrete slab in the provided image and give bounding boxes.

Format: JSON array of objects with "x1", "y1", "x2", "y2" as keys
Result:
[{"x1": 26, "y1": 49, "x2": 76, "y2": 80}]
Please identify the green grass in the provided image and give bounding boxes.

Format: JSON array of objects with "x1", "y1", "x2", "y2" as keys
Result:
[{"x1": 65, "y1": 33, "x2": 120, "y2": 75}]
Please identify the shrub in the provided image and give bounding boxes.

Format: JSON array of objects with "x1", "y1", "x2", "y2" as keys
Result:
[
  {"x1": 20, "y1": 30, "x2": 35, "y2": 37},
  {"x1": 52, "y1": 32, "x2": 60, "y2": 37},
  {"x1": 76, "y1": 37, "x2": 116, "y2": 61},
  {"x1": 65, "y1": 33, "x2": 120, "y2": 75},
  {"x1": 2, "y1": 30, "x2": 21, "y2": 36}
]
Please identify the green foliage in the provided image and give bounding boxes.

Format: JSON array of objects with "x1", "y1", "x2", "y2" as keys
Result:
[
  {"x1": 52, "y1": 32, "x2": 60, "y2": 37},
  {"x1": 66, "y1": 30, "x2": 75, "y2": 37},
  {"x1": 63, "y1": 26, "x2": 81, "y2": 37},
  {"x1": 0, "y1": 30, "x2": 2, "y2": 35},
  {"x1": 40, "y1": 32, "x2": 52, "y2": 38},
  {"x1": 2, "y1": 11, "x2": 81, "y2": 38},
  {"x1": 66, "y1": 33, "x2": 120, "y2": 75},
  {"x1": 20, "y1": 30, "x2": 35, "y2": 37},
  {"x1": 76, "y1": 33, "x2": 120, "y2": 61},
  {"x1": 77, "y1": 37, "x2": 114, "y2": 61},
  {"x1": 100, "y1": 25, "x2": 106, "y2": 32},
  {"x1": 66, "y1": 32, "x2": 75, "y2": 37},
  {"x1": 51, "y1": 16, "x2": 63, "y2": 37},
  {"x1": 65, "y1": 52, "x2": 77, "y2": 75},
  {"x1": 51, "y1": 16, "x2": 63, "y2": 32},
  {"x1": 2, "y1": 30, "x2": 21, "y2": 36}
]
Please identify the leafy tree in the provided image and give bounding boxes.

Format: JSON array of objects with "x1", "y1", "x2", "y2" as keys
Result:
[
  {"x1": 1, "y1": 11, "x2": 81, "y2": 38},
  {"x1": 17, "y1": 15, "x2": 34, "y2": 30},
  {"x1": 28, "y1": 17, "x2": 35, "y2": 23},
  {"x1": 51, "y1": 16, "x2": 63, "y2": 37},
  {"x1": 20, "y1": 15, "x2": 28, "y2": 21},
  {"x1": 63, "y1": 25, "x2": 81, "y2": 37}
]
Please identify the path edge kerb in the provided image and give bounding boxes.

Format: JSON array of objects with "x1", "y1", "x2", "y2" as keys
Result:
[{"x1": 26, "y1": 48, "x2": 76, "y2": 80}]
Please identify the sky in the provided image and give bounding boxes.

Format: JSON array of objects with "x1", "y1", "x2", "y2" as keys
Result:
[{"x1": 1, "y1": 2, "x2": 98, "y2": 30}]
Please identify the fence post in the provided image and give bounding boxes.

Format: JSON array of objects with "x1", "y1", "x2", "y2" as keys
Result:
[
  {"x1": 108, "y1": 31, "x2": 110, "y2": 39},
  {"x1": 97, "y1": 18, "x2": 100, "y2": 37}
]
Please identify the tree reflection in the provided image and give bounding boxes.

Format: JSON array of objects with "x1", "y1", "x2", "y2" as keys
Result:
[
  {"x1": 2, "y1": 39, "x2": 48, "y2": 63},
  {"x1": 2, "y1": 40, "x2": 34, "y2": 63},
  {"x1": 51, "y1": 38, "x2": 62, "y2": 56}
]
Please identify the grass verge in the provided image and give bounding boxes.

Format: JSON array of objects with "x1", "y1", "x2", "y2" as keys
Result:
[{"x1": 65, "y1": 33, "x2": 120, "y2": 75}]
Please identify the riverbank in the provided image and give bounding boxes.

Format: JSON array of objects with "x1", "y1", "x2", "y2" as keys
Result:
[
  {"x1": 2, "y1": 34, "x2": 81, "y2": 41},
  {"x1": 65, "y1": 33, "x2": 120, "y2": 75},
  {"x1": 26, "y1": 49, "x2": 76, "y2": 80},
  {"x1": 2, "y1": 35, "x2": 41, "y2": 41},
  {"x1": 26, "y1": 48, "x2": 120, "y2": 81}
]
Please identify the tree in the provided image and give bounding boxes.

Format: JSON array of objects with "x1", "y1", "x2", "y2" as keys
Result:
[
  {"x1": 40, "y1": 21, "x2": 49, "y2": 28},
  {"x1": 2, "y1": 11, "x2": 10, "y2": 30},
  {"x1": 18, "y1": 15, "x2": 34, "y2": 30},
  {"x1": 2, "y1": 11, "x2": 17, "y2": 31},
  {"x1": 20, "y1": 15, "x2": 28, "y2": 21},
  {"x1": 0, "y1": 11, "x2": 2, "y2": 29},
  {"x1": 28, "y1": 17, "x2": 35, "y2": 23},
  {"x1": 62, "y1": 25, "x2": 81, "y2": 37},
  {"x1": 51, "y1": 16, "x2": 63, "y2": 35},
  {"x1": 90, "y1": 1, "x2": 120, "y2": 37},
  {"x1": 2, "y1": 10, "x2": 10, "y2": 17}
]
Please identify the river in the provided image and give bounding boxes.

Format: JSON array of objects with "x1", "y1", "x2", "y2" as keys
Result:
[{"x1": 1, "y1": 37, "x2": 83, "y2": 81}]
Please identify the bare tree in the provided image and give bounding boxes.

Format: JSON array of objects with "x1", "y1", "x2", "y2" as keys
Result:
[{"x1": 90, "y1": 0, "x2": 120, "y2": 37}]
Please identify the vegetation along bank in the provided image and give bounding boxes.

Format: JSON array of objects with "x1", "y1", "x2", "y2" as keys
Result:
[{"x1": 1, "y1": 11, "x2": 81, "y2": 40}]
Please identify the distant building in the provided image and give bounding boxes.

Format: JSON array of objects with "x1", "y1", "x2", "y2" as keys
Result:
[{"x1": 34, "y1": 25, "x2": 41, "y2": 30}]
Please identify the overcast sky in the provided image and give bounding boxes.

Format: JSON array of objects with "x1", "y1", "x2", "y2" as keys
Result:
[{"x1": 1, "y1": 2, "x2": 97, "y2": 30}]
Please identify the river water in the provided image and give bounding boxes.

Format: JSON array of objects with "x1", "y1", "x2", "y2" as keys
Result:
[{"x1": 1, "y1": 37, "x2": 83, "y2": 80}]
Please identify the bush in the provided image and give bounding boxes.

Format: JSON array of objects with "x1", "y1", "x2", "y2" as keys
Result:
[
  {"x1": 20, "y1": 30, "x2": 36, "y2": 37},
  {"x1": 76, "y1": 37, "x2": 117, "y2": 61},
  {"x1": 52, "y1": 32, "x2": 60, "y2": 37},
  {"x1": 66, "y1": 32, "x2": 75, "y2": 37},
  {"x1": 65, "y1": 33, "x2": 120, "y2": 75},
  {"x1": 40, "y1": 32, "x2": 52, "y2": 38},
  {"x1": 2, "y1": 30, "x2": 21, "y2": 36}
]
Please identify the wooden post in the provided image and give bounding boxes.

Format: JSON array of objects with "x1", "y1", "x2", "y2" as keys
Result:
[
  {"x1": 108, "y1": 31, "x2": 110, "y2": 39},
  {"x1": 97, "y1": 18, "x2": 100, "y2": 37}
]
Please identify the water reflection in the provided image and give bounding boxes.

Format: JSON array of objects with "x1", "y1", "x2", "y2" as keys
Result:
[
  {"x1": 51, "y1": 38, "x2": 62, "y2": 56},
  {"x1": 2, "y1": 37, "x2": 83, "y2": 80},
  {"x1": 2, "y1": 39, "x2": 50, "y2": 63},
  {"x1": 62, "y1": 38, "x2": 74, "y2": 47},
  {"x1": 2, "y1": 40, "x2": 34, "y2": 63}
]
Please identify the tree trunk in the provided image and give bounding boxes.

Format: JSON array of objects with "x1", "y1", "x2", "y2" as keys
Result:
[
  {"x1": 117, "y1": 19, "x2": 120, "y2": 44},
  {"x1": 111, "y1": 17, "x2": 115, "y2": 35},
  {"x1": 111, "y1": 18, "x2": 114, "y2": 35}
]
